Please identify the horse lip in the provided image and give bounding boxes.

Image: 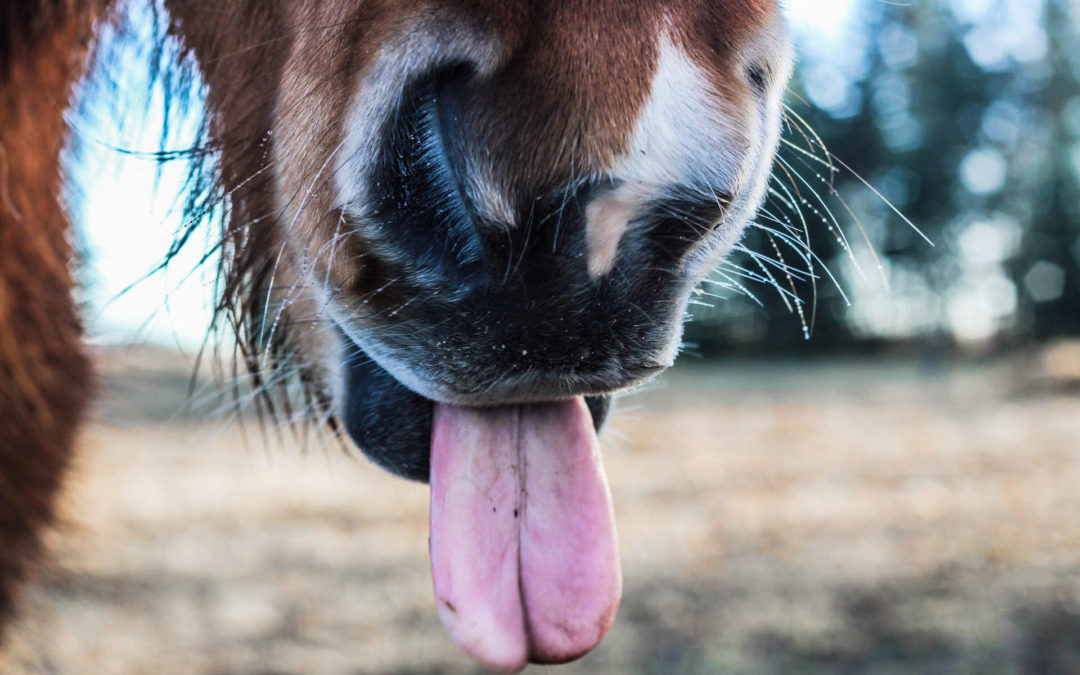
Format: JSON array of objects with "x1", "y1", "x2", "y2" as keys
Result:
[
  {"x1": 338, "y1": 319, "x2": 648, "y2": 408},
  {"x1": 425, "y1": 365, "x2": 666, "y2": 406},
  {"x1": 335, "y1": 325, "x2": 614, "y2": 482}
]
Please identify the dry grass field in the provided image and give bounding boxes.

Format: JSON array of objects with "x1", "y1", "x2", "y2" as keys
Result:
[{"x1": 3, "y1": 346, "x2": 1080, "y2": 674}]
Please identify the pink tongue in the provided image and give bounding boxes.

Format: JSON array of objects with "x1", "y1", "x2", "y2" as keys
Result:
[{"x1": 429, "y1": 398, "x2": 621, "y2": 672}]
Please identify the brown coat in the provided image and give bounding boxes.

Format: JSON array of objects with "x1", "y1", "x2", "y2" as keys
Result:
[{"x1": 0, "y1": 0, "x2": 105, "y2": 631}]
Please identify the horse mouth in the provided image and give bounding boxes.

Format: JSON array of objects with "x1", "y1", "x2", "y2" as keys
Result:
[
  {"x1": 336, "y1": 328, "x2": 622, "y2": 670},
  {"x1": 336, "y1": 326, "x2": 614, "y2": 483}
]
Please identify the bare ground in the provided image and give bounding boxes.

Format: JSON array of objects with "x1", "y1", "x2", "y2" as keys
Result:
[{"x1": 3, "y1": 347, "x2": 1080, "y2": 674}]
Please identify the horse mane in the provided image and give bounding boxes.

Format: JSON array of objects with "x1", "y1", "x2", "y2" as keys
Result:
[
  {"x1": 1, "y1": 1, "x2": 66, "y2": 70},
  {"x1": 0, "y1": 0, "x2": 104, "y2": 633}
]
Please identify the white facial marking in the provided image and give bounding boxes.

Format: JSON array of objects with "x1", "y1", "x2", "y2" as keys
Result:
[
  {"x1": 678, "y1": 9, "x2": 794, "y2": 282},
  {"x1": 586, "y1": 34, "x2": 749, "y2": 278}
]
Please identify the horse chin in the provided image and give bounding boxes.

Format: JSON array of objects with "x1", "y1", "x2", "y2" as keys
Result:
[{"x1": 336, "y1": 330, "x2": 611, "y2": 483}]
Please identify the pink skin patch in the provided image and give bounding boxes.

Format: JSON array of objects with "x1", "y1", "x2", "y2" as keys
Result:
[
  {"x1": 585, "y1": 192, "x2": 637, "y2": 278},
  {"x1": 429, "y1": 398, "x2": 622, "y2": 671}
]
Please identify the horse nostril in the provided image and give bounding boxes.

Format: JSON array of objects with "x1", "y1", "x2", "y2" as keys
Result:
[
  {"x1": 643, "y1": 191, "x2": 729, "y2": 256},
  {"x1": 584, "y1": 182, "x2": 730, "y2": 278},
  {"x1": 365, "y1": 64, "x2": 489, "y2": 282}
]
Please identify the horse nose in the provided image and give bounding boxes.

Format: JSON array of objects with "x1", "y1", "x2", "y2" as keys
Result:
[
  {"x1": 458, "y1": 175, "x2": 729, "y2": 289},
  {"x1": 356, "y1": 50, "x2": 735, "y2": 292}
]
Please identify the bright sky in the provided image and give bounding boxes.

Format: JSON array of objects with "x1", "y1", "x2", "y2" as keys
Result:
[
  {"x1": 76, "y1": 1, "x2": 860, "y2": 349},
  {"x1": 784, "y1": 0, "x2": 859, "y2": 43},
  {"x1": 76, "y1": 128, "x2": 213, "y2": 349}
]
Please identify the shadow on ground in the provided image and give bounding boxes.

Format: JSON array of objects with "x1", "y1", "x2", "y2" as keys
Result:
[{"x1": 4, "y1": 347, "x2": 1080, "y2": 674}]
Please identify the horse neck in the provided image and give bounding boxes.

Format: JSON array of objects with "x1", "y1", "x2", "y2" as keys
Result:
[{"x1": 0, "y1": 0, "x2": 105, "y2": 633}]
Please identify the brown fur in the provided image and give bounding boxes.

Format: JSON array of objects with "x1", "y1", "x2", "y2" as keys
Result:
[
  {"x1": 160, "y1": 0, "x2": 781, "y2": 353},
  {"x1": 0, "y1": 0, "x2": 107, "y2": 634}
]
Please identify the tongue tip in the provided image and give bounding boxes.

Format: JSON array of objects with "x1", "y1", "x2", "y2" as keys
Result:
[
  {"x1": 528, "y1": 615, "x2": 621, "y2": 666},
  {"x1": 435, "y1": 601, "x2": 529, "y2": 673},
  {"x1": 527, "y1": 572, "x2": 622, "y2": 665},
  {"x1": 446, "y1": 576, "x2": 622, "y2": 672},
  {"x1": 529, "y1": 651, "x2": 598, "y2": 667},
  {"x1": 469, "y1": 649, "x2": 529, "y2": 674}
]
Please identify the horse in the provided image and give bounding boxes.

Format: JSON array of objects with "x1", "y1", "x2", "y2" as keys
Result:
[{"x1": 0, "y1": 1, "x2": 792, "y2": 668}]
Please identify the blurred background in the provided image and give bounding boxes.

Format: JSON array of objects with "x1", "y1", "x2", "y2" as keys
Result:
[
  {"x1": 4, "y1": 0, "x2": 1080, "y2": 673},
  {"x1": 691, "y1": 0, "x2": 1080, "y2": 355}
]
